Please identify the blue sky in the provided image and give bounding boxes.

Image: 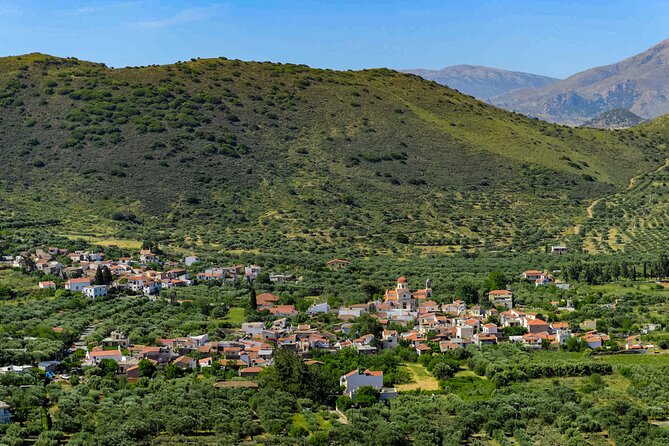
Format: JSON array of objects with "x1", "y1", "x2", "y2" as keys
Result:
[{"x1": 1, "y1": 0, "x2": 668, "y2": 78}]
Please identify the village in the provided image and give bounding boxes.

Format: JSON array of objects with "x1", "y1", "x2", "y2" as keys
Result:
[{"x1": 0, "y1": 243, "x2": 653, "y2": 409}]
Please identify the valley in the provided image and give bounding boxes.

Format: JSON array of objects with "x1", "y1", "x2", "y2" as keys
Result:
[{"x1": 2, "y1": 51, "x2": 669, "y2": 446}]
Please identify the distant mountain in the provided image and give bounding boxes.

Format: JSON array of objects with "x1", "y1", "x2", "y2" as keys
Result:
[
  {"x1": 402, "y1": 65, "x2": 559, "y2": 100},
  {"x1": 584, "y1": 109, "x2": 645, "y2": 129},
  {"x1": 493, "y1": 38, "x2": 669, "y2": 125}
]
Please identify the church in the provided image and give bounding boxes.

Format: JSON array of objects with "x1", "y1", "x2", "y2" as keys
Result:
[{"x1": 384, "y1": 277, "x2": 433, "y2": 310}]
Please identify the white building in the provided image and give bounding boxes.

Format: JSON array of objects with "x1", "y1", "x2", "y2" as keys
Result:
[
  {"x1": 143, "y1": 281, "x2": 160, "y2": 296},
  {"x1": 245, "y1": 265, "x2": 262, "y2": 279},
  {"x1": 0, "y1": 365, "x2": 33, "y2": 375},
  {"x1": 184, "y1": 256, "x2": 200, "y2": 266},
  {"x1": 241, "y1": 322, "x2": 265, "y2": 337},
  {"x1": 488, "y1": 290, "x2": 513, "y2": 309},
  {"x1": 340, "y1": 369, "x2": 384, "y2": 398},
  {"x1": 65, "y1": 278, "x2": 91, "y2": 292},
  {"x1": 189, "y1": 334, "x2": 209, "y2": 346},
  {"x1": 338, "y1": 306, "x2": 368, "y2": 318},
  {"x1": 551, "y1": 246, "x2": 567, "y2": 255},
  {"x1": 127, "y1": 276, "x2": 145, "y2": 293},
  {"x1": 307, "y1": 302, "x2": 330, "y2": 315},
  {"x1": 456, "y1": 325, "x2": 474, "y2": 339},
  {"x1": 83, "y1": 285, "x2": 108, "y2": 299},
  {"x1": 381, "y1": 330, "x2": 398, "y2": 349},
  {"x1": 269, "y1": 274, "x2": 295, "y2": 283}
]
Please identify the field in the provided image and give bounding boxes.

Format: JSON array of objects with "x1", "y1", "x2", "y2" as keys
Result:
[
  {"x1": 58, "y1": 234, "x2": 143, "y2": 250},
  {"x1": 396, "y1": 363, "x2": 440, "y2": 391},
  {"x1": 443, "y1": 370, "x2": 495, "y2": 402},
  {"x1": 222, "y1": 307, "x2": 247, "y2": 326},
  {"x1": 0, "y1": 268, "x2": 39, "y2": 292}
]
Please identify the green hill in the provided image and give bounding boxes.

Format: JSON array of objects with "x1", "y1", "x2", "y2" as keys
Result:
[
  {"x1": 579, "y1": 117, "x2": 669, "y2": 254},
  {"x1": 0, "y1": 53, "x2": 666, "y2": 254}
]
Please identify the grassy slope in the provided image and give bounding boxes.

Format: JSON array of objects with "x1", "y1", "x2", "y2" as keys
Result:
[
  {"x1": 0, "y1": 53, "x2": 666, "y2": 254},
  {"x1": 577, "y1": 117, "x2": 669, "y2": 254}
]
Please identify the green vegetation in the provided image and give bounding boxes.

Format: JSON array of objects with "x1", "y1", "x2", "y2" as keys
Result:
[
  {"x1": 222, "y1": 306, "x2": 247, "y2": 326},
  {"x1": 4, "y1": 51, "x2": 669, "y2": 444},
  {"x1": 0, "y1": 53, "x2": 668, "y2": 256},
  {"x1": 395, "y1": 363, "x2": 440, "y2": 391}
]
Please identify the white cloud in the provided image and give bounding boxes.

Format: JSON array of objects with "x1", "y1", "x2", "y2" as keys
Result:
[{"x1": 130, "y1": 6, "x2": 220, "y2": 29}]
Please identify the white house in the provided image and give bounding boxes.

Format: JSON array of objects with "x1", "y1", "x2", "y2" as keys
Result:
[
  {"x1": 340, "y1": 369, "x2": 384, "y2": 398},
  {"x1": 127, "y1": 276, "x2": 145, "y2": 292},
  {"x1": 245, "y1": 265, "x2": 263, "y2": 279},
  {"x1": 189, "y1": 334, "x2": 209, "y2": 346},
  {"x1": 482, "y1": 323, "x2": 498, "y2": 334},
  {"x1": 139, "y1": 250, "x2": 159, "y2": 264},
  {"x1": 443, "y1": 300, "x2": 467, "y2": 315},
  {"x1": 0, "y1": 365, "x2": 33, "y2": 375},
  {"x1": 143, "y1": 281, "x2": 160, "y2": 296},
  {"x1": 522, "y1": 270, "x2": 544, "y2": 281},
  {"x1": 269, "y1": 274, "x2": 295, "y2": 283},
  {"x1": 456, "y1": 325, "x2": 474, "y2": 339},
  {"x1": 82, "y1": 285, "x2": 108, "y2": 299},
  {"x1": 184, "y1": 256, "x2": 200, "y2": 266},
  {"x1": 65, "y1": 278, "x2": 91, "y2": 292},
  {"x1": 382, "y1": 330, "x2": 398, "y2": 349},
  {"x1": 241, "y1": 322, "x2": 265, "y2": 337},
  {"x1": 307, "y1": 302, "x2": 330, "y2": 315},
  {"x1": 86, "y1": 349, "x2": 123, "y2": 365},
  {"x1": 488, "y1": 290, "x2": 513, "y2": 309},
  {"x1": 551, "y1": 246, "x2": 567, "y2": 255},
  {"x1": 338, "y1": 306, "x2": 368, "y2": 318}
]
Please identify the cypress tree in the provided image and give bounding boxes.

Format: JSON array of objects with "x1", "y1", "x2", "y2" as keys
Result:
[
  {"x1": 94, "y1": 267, "x2": 104, "y2": 285},
  {"x1": 250, "y1": 286, "x2": 257, "y2": 310},
  {"x1": 102, "y1": 266, "x2": 113, "y2": 285}
]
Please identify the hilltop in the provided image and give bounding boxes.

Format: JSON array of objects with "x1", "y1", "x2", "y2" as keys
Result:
[
  {"x1": 402, "y1": 65, "x2": 558, "y2": 101},
  {"x1": 0, "y1": 53, "x2": 666, "y2": 254},
  {"x1": 584, "y1": 109, "x2": 645, "y2": 129},
  {"x1": 493, "y1": 38, "x2": 669, "y2": 125}
]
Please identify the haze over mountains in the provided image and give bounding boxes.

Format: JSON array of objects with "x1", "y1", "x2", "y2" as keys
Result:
[
  {"x1": 401, "y1": 65, "x2": 559, "y2": 100},
  {"x1": 407, "y1": 38, "x2": 669, "y2": 126}
]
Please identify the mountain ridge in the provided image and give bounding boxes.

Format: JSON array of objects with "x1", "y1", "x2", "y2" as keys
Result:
[
  {"x1": 492, "y1": 38, "x2": 669, "y2": 125},
  {"x1": 401, "y1": 65, "x2": 559, "y2": 100}
]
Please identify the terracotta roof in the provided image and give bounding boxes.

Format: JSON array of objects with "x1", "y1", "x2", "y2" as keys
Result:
[
  {"x1": 172, "y1": 355, "x2": 194, "y2": 365},
  {"x1": 488, "y1": 289, "x2": 512, "y2": 296},
  {"x1": 89, "y1": 350, "x2": 122, "y2": 357},
  {"x1": 527, "y1": 319, "x2": 549, "y2": 326},
  {"x1": 257, "y1": 293, "x2": 280, "y2": 303},
  {"x1": 476, "y1": 334, "x2": 497, "y2": 341}
]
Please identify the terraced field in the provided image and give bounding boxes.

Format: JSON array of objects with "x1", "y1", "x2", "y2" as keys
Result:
[{"x1": 581, "y1": 159, "x2": 669, "y2": 254}]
